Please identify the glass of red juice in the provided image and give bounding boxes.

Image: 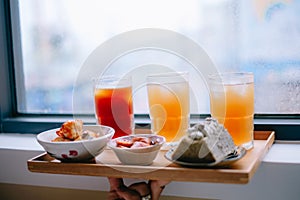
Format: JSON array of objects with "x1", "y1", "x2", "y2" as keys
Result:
[{"x1": 94, "y1": 76, "x2": 134, "y2": 138}]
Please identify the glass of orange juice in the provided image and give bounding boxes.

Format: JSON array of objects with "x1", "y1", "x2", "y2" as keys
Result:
[
  {"x1": 94, "y1": 76, "x2": 134, "y2": 139},
  {"x1": 147, "y1": 72, "x2": 190, "y2": 144},
  {"x1": 209, "y1": 72, "x2": 254, "y2": 150}
]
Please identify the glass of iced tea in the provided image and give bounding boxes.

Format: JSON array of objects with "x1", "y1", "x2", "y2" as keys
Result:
[
  {"x1": 209, "y1": 72, "x2": 254, "y2": 150},
  {"x1": 147, "y1": 72, "x2": 190, "y2": 144},
  {"x1": 94, "y1": 76, "x2": 134, "y2": 139}
]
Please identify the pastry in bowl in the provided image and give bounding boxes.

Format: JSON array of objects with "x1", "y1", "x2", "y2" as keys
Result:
[
  {"x1": 37, "y1": 120, "x2": 114, "y2": 162},
  {"x1": 55, "y1": 119, "x2": 83, "y2": 140}
]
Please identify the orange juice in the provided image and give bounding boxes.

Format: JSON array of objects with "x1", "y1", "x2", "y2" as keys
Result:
[
  {"x1": 147, "y1": 72, "x2": 189, "y2": 143},
  {"x1": 210, "y1": 73, "x2": 254, "y2": 149}
]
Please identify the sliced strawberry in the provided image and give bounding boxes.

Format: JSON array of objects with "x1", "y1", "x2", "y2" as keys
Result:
[
  {"x1": 116, "y1": 139, "x2": 133, "y2": 148},
  {"x1": 116, "y1": 145, "x2": 130, "y2": 148},
  {"x1": 131, "y1": 141, "x2": 150, "y2": 148},
  {"x1": 132, "y1": 137, "x2": 151, "y2": 145}
]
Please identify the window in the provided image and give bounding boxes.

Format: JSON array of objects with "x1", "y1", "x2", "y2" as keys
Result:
[{"x1": 1, "y1": 0, "x2": 299, "y2": 139}]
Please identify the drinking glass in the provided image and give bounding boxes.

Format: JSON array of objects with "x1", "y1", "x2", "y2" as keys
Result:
[
  {"x1": 209, "y1": 72, "x2": 254, "y2": 150},
  {"x1": 147, "y1": 72, "x2": 190, "y2": 144},
  {"x1": 94, "y1": 76, "x2": 134, "y2": 138}
]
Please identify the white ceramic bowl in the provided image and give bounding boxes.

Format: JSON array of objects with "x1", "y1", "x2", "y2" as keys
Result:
[
  {"x1": 37, "y1": 125, "x2": 114, "y2": 162},
  {"x1": 108, "y1": 134, "x2": 165, "y2": 165}
]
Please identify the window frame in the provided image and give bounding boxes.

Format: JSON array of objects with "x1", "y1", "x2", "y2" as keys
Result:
[{"x1": 0, "y1": 0, "x2": 299, "y2": 140}]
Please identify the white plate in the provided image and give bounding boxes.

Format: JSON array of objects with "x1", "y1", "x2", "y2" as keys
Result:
[{"x1": 164, "y1": 146, "x2": 246, "y2": 167}]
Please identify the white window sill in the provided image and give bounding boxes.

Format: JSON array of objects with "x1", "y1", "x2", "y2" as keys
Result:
[
  {"x1": 1, "y1": 133, "x2": 300, "y2": 164},
  {"x1": 1, "y1": 133, "x2": 300, "y2": 200}
]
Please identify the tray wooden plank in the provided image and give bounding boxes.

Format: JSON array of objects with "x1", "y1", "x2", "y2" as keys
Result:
[{"x1": 27, "y1": 131, "x2": 275, "y2": 184}]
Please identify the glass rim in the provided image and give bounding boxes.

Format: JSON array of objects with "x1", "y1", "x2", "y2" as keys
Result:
[
  {"x1": 146, "y1": 71, "x2": 189, "y2": 84},
  {"x1": 93, "y1": 75, "x2": 132, "y2": 88},
  {"x1": 93, "y1": 75, "x2": 131, "y2": 81},
  {"x1": 208, "y1": 72, "x2": 253, "y2": 84},
  {"x1": 147, "y1": 71, "x2": 188, "y2": 78},
  {"x1": 208, "y1": 72, "x2": 253, "y2": 78}
]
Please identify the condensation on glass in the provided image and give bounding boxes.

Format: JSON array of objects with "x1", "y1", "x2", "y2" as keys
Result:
[{"x1": 15, "y1": 0, "x2": 300, "y2": 114}]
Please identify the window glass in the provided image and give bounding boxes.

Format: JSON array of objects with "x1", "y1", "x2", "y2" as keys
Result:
[{"x1": 15, "y1": 0, "x2": 300, "y2": 115}]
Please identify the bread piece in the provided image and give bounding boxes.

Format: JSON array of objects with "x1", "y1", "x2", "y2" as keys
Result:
[
  {"x1": 171, "y1": 118, "x2": 235, "y2": 163},
  {"x1": 56, "y1": 119, "x2": 83, "y2": 140}
]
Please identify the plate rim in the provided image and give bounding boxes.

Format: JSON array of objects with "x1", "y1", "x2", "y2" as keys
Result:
[{"x1": 164, "y1": 146, "x2": 246, "y2": 167}]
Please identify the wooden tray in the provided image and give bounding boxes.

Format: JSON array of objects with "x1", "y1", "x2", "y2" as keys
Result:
[{"x1": 27, "y1": 131, "x2": 274, "y2": 184}]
